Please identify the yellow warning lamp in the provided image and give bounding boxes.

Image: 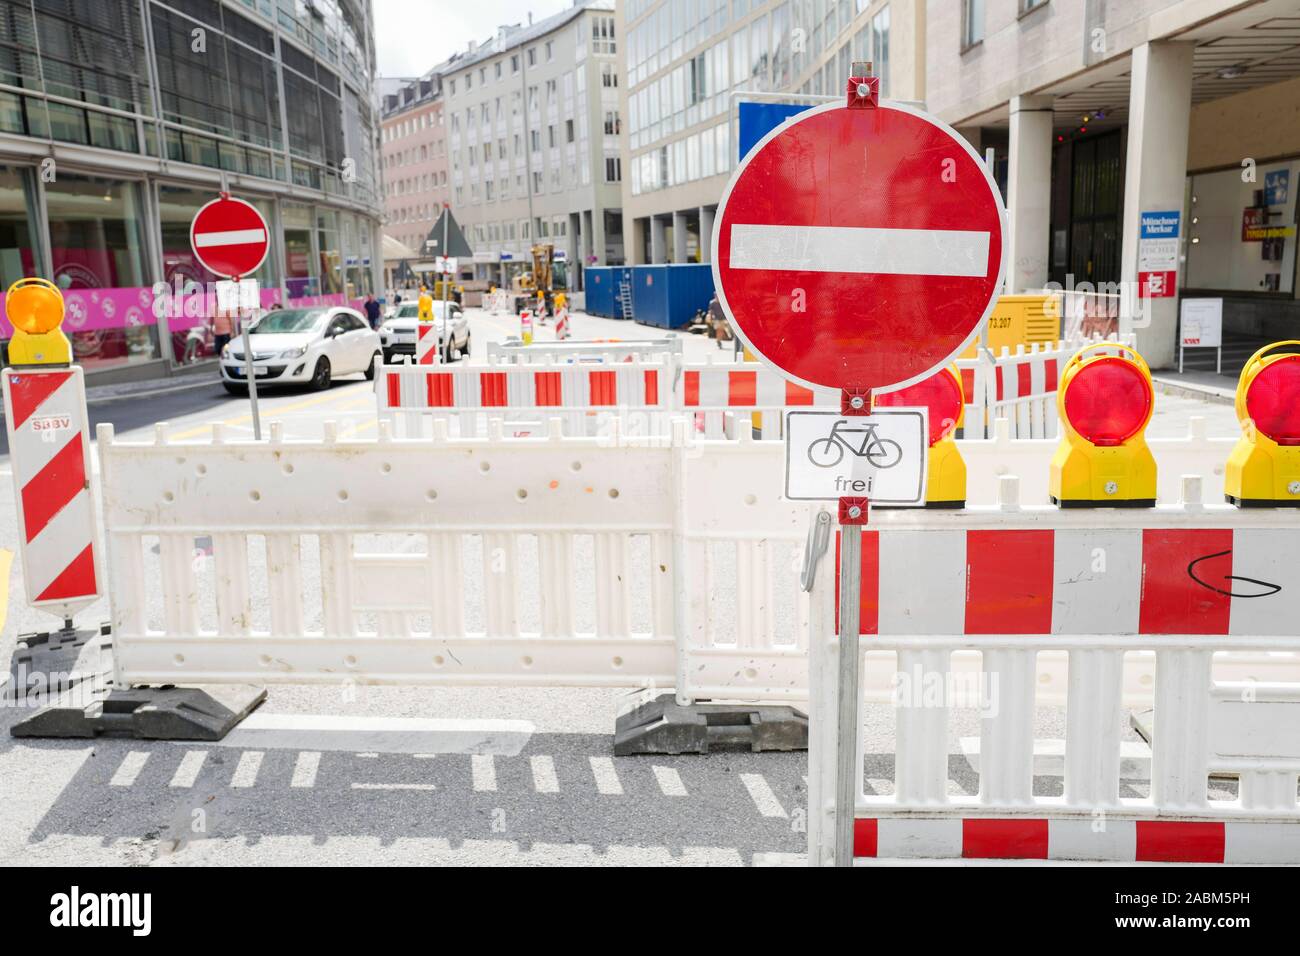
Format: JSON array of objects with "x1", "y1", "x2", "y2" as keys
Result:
[
  {"x1": 1225, "y1": 341, "x2": 1300, "y2": 507},
  {"x1": 5, "y1": 278, "x2": 71, "y2": 366},
  {"x1": 1050, "y1": 342, "x2": 1156, "y2": 507},
  {"x1": 875, "y1": 364, "x2": 967, "y2": 508}
]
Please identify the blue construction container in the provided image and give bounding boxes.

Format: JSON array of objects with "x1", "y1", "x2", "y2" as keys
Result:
[
  {"x1": 629, "y1": 263, "x2": 715, "y2": 329},
  {"x1": 582, "y1": 266, "x2": 631, "y2": 318}
]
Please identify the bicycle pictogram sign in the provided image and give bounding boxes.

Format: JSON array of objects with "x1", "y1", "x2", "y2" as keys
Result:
[{"x1": 807, "y1": 419, "x2": 904, "y2": 469}]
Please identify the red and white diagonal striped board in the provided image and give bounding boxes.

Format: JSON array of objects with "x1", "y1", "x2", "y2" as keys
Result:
[
  {"x1": 836, "y1": 526, "x2": 1300, "y2": 635},
  {"x1": 417, "y1": 322, "x2": 440, "y2": 365},
  {"x1": 2, "y1": 366, "x2": 101, "y2": 618}
]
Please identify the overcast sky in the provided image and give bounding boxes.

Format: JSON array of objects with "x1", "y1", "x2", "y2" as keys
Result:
[{"x1": 374, "y1": 0, "x2": 576, "y2": 78}]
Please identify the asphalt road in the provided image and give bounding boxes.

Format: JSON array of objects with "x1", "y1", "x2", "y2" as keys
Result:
[{"x1": 0, "y1": 309, "x2": 1242, "y2": 866}]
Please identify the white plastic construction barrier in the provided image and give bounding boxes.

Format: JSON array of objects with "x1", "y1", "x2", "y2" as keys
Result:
[
  {"x1": 484, "y1": 290, "x2": 514, "y2": 314},
  {"x1": 806, "y1": 478, "x2": 1300, "y2": 865},
  {"x1": 2, "y1": 365, "x2": 102, "y2": 619},
  {"x1": 485, "y1": 338, "x2": 683, "y2": 365},
  {"x1": 97, "y1": 419, "x2": 821, "y2": 701}
]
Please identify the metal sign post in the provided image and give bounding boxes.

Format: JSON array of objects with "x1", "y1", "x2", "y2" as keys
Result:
[
  {"x1": 440, "y1": 204, "x2": 451, "y2": 357},
  {"x1": 223, "y1": 277, "x2": 262, "y2": 440}
]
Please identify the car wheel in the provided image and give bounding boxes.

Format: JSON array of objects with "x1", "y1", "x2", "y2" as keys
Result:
[
  {"x1": 462, "y1": 331, "x2": 471, "y2": 358},
  {"x1": 310, "y1": 357, "x2": 332, "y2": 391},
  {"x1": 382, "y1": 348, "x2": 394, "y2": 364},
  {"x1": 364, "y1": 351, "x2": 380, "y2": 380},
  {"x1": 222, "y1": 381, "x2": 247, "y2": 396}
]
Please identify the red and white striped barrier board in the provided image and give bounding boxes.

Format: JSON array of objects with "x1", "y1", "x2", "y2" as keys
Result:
[
  {"x1": 2, "y1": 366, "x2": 100, "y2": 619},
  {"x1": 680, "y1": 366, "x2": 836, "y2": 409},
  {"x1": 417, "y1": 322, "x2": 439, "y2": 365},
  {"x1": 852, "y1": 817, "x2": 1300, "y2": 864},
  {"x1": 837, "y1": 525, "x2": 1300, "y2": 636}
]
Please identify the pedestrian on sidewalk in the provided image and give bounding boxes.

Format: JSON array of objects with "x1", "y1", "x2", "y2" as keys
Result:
[
  {"x1": 213, "y1": 306, "x2": 234, "y2": 358},
  {"x1": 364, "y1": 293, "x2": 381, "y2": 329}
]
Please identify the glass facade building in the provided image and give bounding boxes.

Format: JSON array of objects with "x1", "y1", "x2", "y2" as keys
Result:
[{"x1": 0, "y1": 0, "x2": 382, "y2": 381}]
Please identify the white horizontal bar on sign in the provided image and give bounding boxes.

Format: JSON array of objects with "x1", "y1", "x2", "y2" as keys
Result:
[
  {"x1": 194, "y1": 228, "x2": 266, "y2": 247},
  {"x1": 728, "y1": 224, "x2": 991, "y2": 277}
]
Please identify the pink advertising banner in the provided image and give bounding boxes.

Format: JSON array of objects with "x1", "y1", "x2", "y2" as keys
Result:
[{"x1": 1, "y1": 286, "x2": 364, "y2": 338}]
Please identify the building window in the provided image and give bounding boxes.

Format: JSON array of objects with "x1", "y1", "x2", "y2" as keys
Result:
[
  {"x1": 528, "y1": 47, "x2": 537, "y2": 66},
  {"x1": 603, "y1": 110, "x2": 620, "y2": 135},
  {"x1": 511, "y1": 54, "x2": 519, "y2": 73},
  {"x1": 566, "y1": 119, "x2": 575, "y2": 143},
  {"x1": 872, "y1": 6, "x2": 891, "y2": 97},
  {"x1": 963, "y1": 0, "x2": 985, "y2": 48},
  {"x1": 0, "y1": 165, "x2": 39, "y2": 289},
  {"x1": 604, "y1": 155, "x2": 621, "y2": 183},
  {"x1": 1022, "y1": 0, "x2": 1048, "y2": 11},
  {"x1": 601, "y1": 62, "x2": 618, "y2": 87},
  {"x1": 592, "y1": 15, "x2": 616, "y2": 55},
  {"x1": 45, "y1": 173, "x2": 159, "y2": 368},
  {"x1": 546, "y1": 41, "x2": 554, "y2": 61}
]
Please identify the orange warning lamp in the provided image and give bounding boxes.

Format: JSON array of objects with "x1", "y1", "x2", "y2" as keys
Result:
[
  {"x1": 1226, "y1": 341, "x2": 1300, "y2": 507},
  {"x1": 1050, "y1": 342, "x2": 1156, "y2": 507},
  {"x1": 5, "y1": 278, "x2": 71, "y2": 365},
  {"x1": 875, "y1": 364, "x2": 966, "y2": 508}
]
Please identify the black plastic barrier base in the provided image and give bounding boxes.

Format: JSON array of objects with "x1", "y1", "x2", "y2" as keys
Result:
[
  {"x1": 614, "y1": 693, "x2": 808, "y2": 756},
  {"x1": 7, "y1": 624, "x2": 265, "y2": 740}
]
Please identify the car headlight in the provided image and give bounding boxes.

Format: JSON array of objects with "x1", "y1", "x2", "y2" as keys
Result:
[
  {"x1": 278, "y1": 346, "x2": 307, "y2": 359},
  {"x1": 220, "y1": 343, "x2": 231, "y2": 357}
]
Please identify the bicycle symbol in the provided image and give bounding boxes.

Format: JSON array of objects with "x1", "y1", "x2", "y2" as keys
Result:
[{"x1": 807, "y1": 419, "x2": 903, "y2": 469}]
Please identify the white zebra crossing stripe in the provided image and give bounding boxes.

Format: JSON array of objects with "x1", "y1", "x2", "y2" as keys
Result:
[
  {"x1": 169, "y1": 750, "x2": 207, "y2": 788},
  {"x1": 292, "y1": 751, "x2": 321, "y2": 788},
  {"x1": 740, "y1": 773, "x2": 788, "y2": 818},
  {"x1": 531, "y1": 755, "x2": 559, "y2": 793},
  {"x1": 110, "y1": 751, "x2": 149, "y2": 787},
  {"x1": 472, "y1": 754, "x2": 497, "y2": 792},
  {"x1": 351, "y1": 782, "x2": 437, "y2": 791},
  {"x1": 231, "y1": 751, "x2": 264, "y2": 788},
  {"x1": 589, "y1": 757, "x2": 624, "y2": 795},
  {"x1": 652, "y1": 766, "x2": 687, "y2": 797}
]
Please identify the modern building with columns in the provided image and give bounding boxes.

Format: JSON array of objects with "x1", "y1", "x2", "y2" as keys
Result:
[
  {"x1": 933, "y1": 0, "x2": 1300, "y2": 370},
  {"x1": 618, "y1": 0, "x2": 926, "y2": 266}
]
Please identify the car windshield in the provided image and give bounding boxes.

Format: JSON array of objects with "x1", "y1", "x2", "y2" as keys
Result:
[
  {"x1": 253, "y1": 309, "x2": 326, "y2": 333},
  {"x1": 392, "y1": 302, "x2": 454, "y2": 320}
]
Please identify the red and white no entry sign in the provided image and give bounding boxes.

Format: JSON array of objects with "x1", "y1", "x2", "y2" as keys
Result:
[
  {"x1": 712, "y1": 101, "x2": 1007, "y2": 393},
  {"x1": 190, "y1": 195, "x2": 270, "y2": 279}
]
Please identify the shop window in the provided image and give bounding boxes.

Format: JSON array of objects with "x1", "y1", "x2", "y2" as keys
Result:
[
  {"x1": 44, "y1": 173, "x2": 159, "y2": 370},
  {"x1": 1186, "y1": 161, "x2": 1299, "y2": 296}
]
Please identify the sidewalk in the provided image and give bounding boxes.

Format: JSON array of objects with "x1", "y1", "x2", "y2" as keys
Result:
[
  {"x1": 1150, "y1": 368, "x2": 1236, "y2": 405},
  {"x1": 84, "y1": 368, "x2": 223, "y2": 406}
]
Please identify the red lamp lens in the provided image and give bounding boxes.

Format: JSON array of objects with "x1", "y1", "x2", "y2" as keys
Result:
[
  {"x1": 876, "y1": 370, "x2": 963, "y2": 446},
  {"x1": 1245, "y1": 354, "x2": 1300, "y2": 446},
  {"x1": 1062, "y1": 356, "x2": 1152, "y2": 446}
]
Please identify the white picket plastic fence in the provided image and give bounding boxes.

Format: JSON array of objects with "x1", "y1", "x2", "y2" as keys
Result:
[
  {"x1": 485, "y1": 338, "x2": 683, "y2": 365},
  {"x1": 806, "y1": 476, "x2": 1300, "y2": 865},
  {"x1": 96, "y1": 417, "x2": 1297, "y2": 710}
]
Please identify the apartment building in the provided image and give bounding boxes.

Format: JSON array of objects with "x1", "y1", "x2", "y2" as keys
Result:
[
  {"x1": 442, "y1": 0, "x2": 625, "y2": 290},
  {"x1": 380, "y1": 68, "x2": 451, "y2": 263},
  {"x1": 932, "y1": 0, "x2": 1300, "y2": 370},
  {"x1": 618, "y1": 0, "x2": 926, "y2": 265}
]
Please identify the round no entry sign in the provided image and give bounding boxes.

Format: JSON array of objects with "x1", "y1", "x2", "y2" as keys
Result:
[
  {"x1": 712, "y1": 101, "x2": 1007, "y2": 392},
  {"x1": 190, "y1": 195, "x2": 270, "y2": 279}
]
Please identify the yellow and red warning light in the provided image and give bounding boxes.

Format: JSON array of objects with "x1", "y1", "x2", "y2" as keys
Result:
[
  {"x1": 1226, "y1": 341, "x2": 1300, "y2": 507},
  {"x1": 4, "y1": 277, "x2": 70, "y2": 365},
  {"x1": 875, "y1": 364, "x2": 966, "y2": 508},
  {"x1": 1050, "y1": 342, "x2": 1156, "y2": 507}
]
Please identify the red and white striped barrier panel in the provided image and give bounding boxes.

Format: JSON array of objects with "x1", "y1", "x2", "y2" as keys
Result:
[
  {"x1": 377, "y1": 359, "x2": 673, "y2": 437},
  {"x1": 806, "y1": 478, "x2": 1300, "y2": 865},
  {"x1": 680, "y1": 365, "x2": 837, "y2": 438},
  {"x1": 2, "y1": 365, "x2": 101, "y2": 620},
  {"x1": 416, "y1": 321, "x2": 439, "y2": 364}
]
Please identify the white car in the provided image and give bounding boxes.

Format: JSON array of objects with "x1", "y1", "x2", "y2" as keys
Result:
[
  {"x1": 220, "y1": 307, "x2": 381, "y2": 394},
  {"x1": 379, "y1": 301, "x2": 470, "y2": 363}
]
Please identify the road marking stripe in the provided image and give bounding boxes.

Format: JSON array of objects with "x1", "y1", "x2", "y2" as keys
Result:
[
  {"x1": 729, "y1": 224, "x2": 992, "y2": 278},
  {"x1": 169, "y1": 750, "x2": 207, "y2": 788},
  {"x1": 531, "y1": 755, "x2": 559, "y2": 793},
  {"x1": 291, "y1": 751, "x2": 321, "y2": 788},
  {"x1": 589, "y1": 756, "x2": 623, "y2": 795},
  {"x1": 231, "y1": 750, "x2": 263, "y2": 787},
  {"x1": 194, "y1": 228, "x2": 266, "y2": 247},
  {"x1": 472, "y1": 754, "x2": 497, "y2": 792},
  {"x1": 351, "y1": 782, "x2": 437, "y2": 791},
  {"x1": 741, "y1": 773, "x2": 788, "y2": 818},
  {"x1": 110, "y1": 751, "x2": 149, "y2": 787},
  {"x1": 652, "y1": 765, "x2": 687, "y2": 797}
]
